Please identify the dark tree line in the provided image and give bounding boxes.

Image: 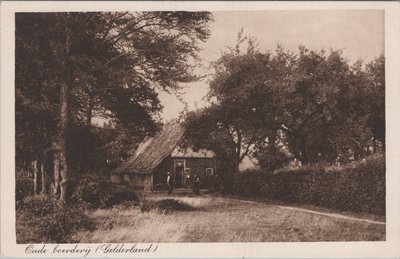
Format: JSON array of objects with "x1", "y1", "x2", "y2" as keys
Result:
[
  {"x1": 184, "y1": 35, "x2": 385, "y2": 173},
  {"x1": 16, "y1": 12, "x2": 212, "y2": 201}
]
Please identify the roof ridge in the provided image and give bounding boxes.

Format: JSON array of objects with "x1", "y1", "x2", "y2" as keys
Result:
[{"x1": 113, "y1": 123, "x2": 185, "y2": 175}]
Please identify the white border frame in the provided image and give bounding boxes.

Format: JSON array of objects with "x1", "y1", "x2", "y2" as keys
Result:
[{"x1": 1, "y1": 1, "x2": 400, "y2": 258}]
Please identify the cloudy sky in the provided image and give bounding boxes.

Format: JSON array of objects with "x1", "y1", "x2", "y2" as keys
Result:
[{"x1": 158, "y1": 10, "x2": 384, "y2": 122}]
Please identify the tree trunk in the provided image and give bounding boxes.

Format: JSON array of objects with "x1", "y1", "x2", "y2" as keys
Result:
[
  {"x1": 235, "y1": 131, "x2": 242, "y2": 173},
  {"x1": 59, "y1": 13, "x2": 71, "y2": 202},
  {"x1": 299, "y1": 136, "x2": 309, "y2": 165},
  {"x1": 53, "y1": 152, "x2": 60, "y2": 195},
  {"x1": 33, "y1": 160, "x2": 39, "y2": 195},
  {"x1": 59, "y1": 81, "x2": 70, "y2": 202},
  {"x1": 81, "y1": 96, "x2": 94, "y2": 171},
  {"x1": 80, "y1": 95, "x2": 94, "y2": 172},
  {"x1": 40, "y1": 155, "x2": 47, "y2": 194}
]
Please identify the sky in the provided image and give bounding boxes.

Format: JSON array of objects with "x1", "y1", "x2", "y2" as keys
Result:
[{"x1": 158, "y1": 10, "x2": 384, "y2": 122}]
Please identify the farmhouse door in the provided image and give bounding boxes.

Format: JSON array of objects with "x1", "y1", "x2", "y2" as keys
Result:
[{"x1": 174, "y1": 160, "x2": 184, "y2": 188}]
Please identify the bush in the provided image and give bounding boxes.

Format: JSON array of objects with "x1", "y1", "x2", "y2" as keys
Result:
[
  {"x1": 235, "y1": 170, "x2": 268, "y2": 197},
  {"x1": 16, "y1": 177, "x2": 34, "y2": 203},
  {"x1": 71, "y1": 174, "x2": 139, "y2": 208},
  {"x1": 256, "y1": 145, "x2": 290, "y2": 172},
  {"x1": 16, "y1": 196, "x2": 95, "y2": 243},
  {"x1": 140, "y1": 199, "x2": 196, "y2": 214},
  {"x1": 235, "y1": 153, "x2": 385, "y2": 215}
]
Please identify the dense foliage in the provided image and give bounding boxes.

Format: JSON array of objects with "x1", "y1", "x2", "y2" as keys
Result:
[
  {"x1": 16, "y1": 173, "x2": 140, "y2": 243},
  {"x1": 16, "y1": 196, "x2": 95, "y2": 243},
  {"x1": 70, "y1": 174, "x2": 139, "y2": 208},
  {"x1": 184, "y1": 34, "x2": 385, "y2": 171},
  {"x1": 16, "y1": 12, "x2": 212, "y2": 200},
  {"x1": 16, "y1": 176, "x2": 34, "y2": 203},
  {"x1": 235, "y1": 153, "x2": 385, "y2": 215}
]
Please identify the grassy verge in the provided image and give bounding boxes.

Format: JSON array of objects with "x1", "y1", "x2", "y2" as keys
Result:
[
  {"x1": 16, "y1": 164, "x2": 385, "y2": 243},
  {"x1": 73, "y1": 194, "x2": 385, "y2": 242}
]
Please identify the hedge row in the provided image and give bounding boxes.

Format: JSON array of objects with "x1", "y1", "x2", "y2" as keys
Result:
[{"x1": 235, "y1": 154, "x2": 385, "y2": 215}]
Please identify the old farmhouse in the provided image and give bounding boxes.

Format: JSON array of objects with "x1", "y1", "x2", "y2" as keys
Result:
[{"x1": 111, "y1": 123, "x2": 219, "y2": 191}]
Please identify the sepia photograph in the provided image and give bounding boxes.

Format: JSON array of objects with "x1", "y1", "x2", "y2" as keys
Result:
[{"x1": 1, "y1": 1, "x2": 400, "y2": 258}]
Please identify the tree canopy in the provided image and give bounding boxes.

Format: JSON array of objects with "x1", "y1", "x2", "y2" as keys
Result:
[
  {"x1": 184, "y1": 35, "x2": 384, "y2": 171},
  {"x1": 16, "y1": 11, "x2": 213, "y2": 200}
]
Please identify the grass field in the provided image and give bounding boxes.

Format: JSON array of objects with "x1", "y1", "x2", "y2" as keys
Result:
[{"x1": 73, "y1": 191, "x2": 385, "y2": 242}]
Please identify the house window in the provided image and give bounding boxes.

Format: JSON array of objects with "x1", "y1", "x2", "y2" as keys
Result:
[
  {"x1": 175, "y1": 160, "x2": 184, "y2": 167},
  {"x1": 184, "y1": 168, "x2": 191, "y2": 175},
  {"x1": 205, "y1": 168, "x2": 214, "y2": 176}
]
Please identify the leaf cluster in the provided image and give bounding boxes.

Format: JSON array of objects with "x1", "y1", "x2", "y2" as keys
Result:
[
  {"x1": 184, "y1": 36, "x2": 384, "y2": 170},
  {"x1": 15, "y1": 12, "x2": 212, "y2": 165}
]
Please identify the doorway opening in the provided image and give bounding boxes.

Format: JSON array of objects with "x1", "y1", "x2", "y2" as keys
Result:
[{"x1": 174, "y1": 160, "x2": 184, "y2": 188}]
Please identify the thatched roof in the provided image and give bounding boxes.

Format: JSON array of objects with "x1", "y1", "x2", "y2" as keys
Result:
[{"x1": 113, "y1": 123, "x2": 185, "y2": 175}]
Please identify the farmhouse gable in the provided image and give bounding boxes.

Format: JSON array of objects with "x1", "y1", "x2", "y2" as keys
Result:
[{"x1": 111, "y1": 123, "x2": 218, "y2": 191}]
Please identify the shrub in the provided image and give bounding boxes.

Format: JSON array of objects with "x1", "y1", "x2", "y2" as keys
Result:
[
  {"x1": 71, "y1": 174, "x2": 139, "y2": 208},
  {"x1": 71, "y1": 175, "x2": 108, "y2": 207},
  {"x1": 140, "y1": 199, "x2": 196, "y2": 214},
  {"x1": 255, "y1": 145, "x2": 290, "y2": 172},
  {"x1": 235, "y1": 170, "x2": 268, "y2": 197},
  {"x1": 16, "y1": 196, "x2": 95, "y2": 243},
  {"x1": 16, "y1": 177, "x2": 34, "y2": 203},
  {"x1": 235, "y1": 153, "x2": 385, "y2": 215}
]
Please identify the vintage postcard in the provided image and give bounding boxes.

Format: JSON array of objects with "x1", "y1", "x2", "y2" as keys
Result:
[{"x1": 1, "y1": 1, "x2": 400, "y2": 258}]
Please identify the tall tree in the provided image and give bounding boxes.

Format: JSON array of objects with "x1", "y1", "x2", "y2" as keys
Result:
[
  {"x1": 184, "y1": 36, "x2": 275, "y2": 172},
  {"x1": 184, "y1": 36, "x2": 384, "y2": 173},
  {"x1": 15, "y1": 12, "x2": 212, "y2": 201},
  {"x1": 15, "y1": 13, "x2": 60, "y2": 192},
  {"x1": 365, "y1": 55, "x2": 385, "y2": 150}
]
